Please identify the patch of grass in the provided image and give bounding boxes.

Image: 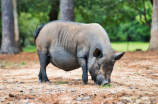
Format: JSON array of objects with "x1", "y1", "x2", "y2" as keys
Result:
[
  {"x1": 33, "y1": 61, "x2": 39, "y2": 64},
  {"x1": 55, "y1": 81, "x2": 68, "y2": 85},
  {"x1": 101, "y1": 84, "x2": 111, "y2": 88},
  {"x1": 0, "y1": 61, "x2": 27, "y2": 69},
  {"x1": 21, "y1": 62, "x2": 27, "y2": 65},
  {"x1": 22, "y1": 45, "x2": 36, "y2": 52},
  {"x1": 117, "y1": 65, "x2": 122, "y2": 68},
  {"x1": 134, "y1": 72, "x2": 139, "y2": 74},
  {"x1": 2, "y1": 61, "x2": 16, "y2": 68},
  {"x1": 111, "y1": 42, "x2": 149, "y2": 52}
]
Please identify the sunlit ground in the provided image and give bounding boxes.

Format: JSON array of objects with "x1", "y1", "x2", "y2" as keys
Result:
[{"x1": 111, "y1": 42, "x2": 149, "y2": 52}]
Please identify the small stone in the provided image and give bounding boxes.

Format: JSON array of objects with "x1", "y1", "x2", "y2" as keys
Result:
[
  {"x1": 25, "y1": 102, "x2": 29, "y2": 104},
  {"x1": 58, "y1": 91, "x2": 62, "y2": 94},
  {"x1": 77, "y1": 79, "x2": 81, "y2": 81},
  {"x1": 0, "y1": 88, "x2": 2, "y2": 90},
  {"x1": 121, "y1": 99, "x2": 130, "y2": 103},
  {"x1": 20, "y1": 81, "x2": 25, "y2": 84},
  {"x1": 49, "y1": 89, "x2": 52, "y2": 92},
  {"x1": 151, "y1": 100, "x2": 155, "y2": 102},
  {"x1": 130, "y1": 86, "x2": 133, "y2": 89},
  {"x1": 69, "y1": 82, "x2": 73, "y2": 85},
  {"x1": 71, "y1": 89, "x2": 75, "y2": 92},
  {"x1": 9, "y1": 94, "x2": 14, "y2": 97},
  {"x1": 46, "y1": 91, "x2": 49, "y2": 94},
  {"x1": 83, "y1": 96, "x2": 90, "y2": 100},
  {"x1": 135, "y1": 87, "x2": 138, "y2": 89},
  {"x1": 76, "y1": 97, "x2": 82, "y2": 101},
  {"x1": 20, "y1": 90, "x2": 23, "y2": 92},
  {"x1": 30, "y1": 90, "x2": 34, "y2": 93},
  {"x1": 119, "y1": 101, "x2": 123, "y2": 104},
  {"x1": 55, "y1": 77, "x2": 62, "y2": 79},
  {"x1": 111, "y1": 91, "x2": 117, "y2": 94},
  {"x1": 104, "y1": 89, "x2": 107, "y2": 92},
  {"x1": 56, "y1": 87, "x2": 60, "y2": 90}
]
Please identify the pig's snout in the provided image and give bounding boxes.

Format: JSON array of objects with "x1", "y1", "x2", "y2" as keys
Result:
[
  {"x1": 101, "y1": 80, "x2": 109, "y2": 86},
  {"x1": 96, "y1": 73, "x2": 110, "y2": 86}
]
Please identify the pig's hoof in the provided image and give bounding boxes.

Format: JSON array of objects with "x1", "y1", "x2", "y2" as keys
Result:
[
  {"x1": 46, "y1": 81, "x2": 51, "y2": 85},
  {"x1": 39, "y1": 79, "x2": 43, "y2": 82},
  {"x1": 82, "y1": 81, "x2": 88, "y2": 85}
]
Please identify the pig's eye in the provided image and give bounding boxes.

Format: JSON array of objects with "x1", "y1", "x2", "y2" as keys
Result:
[{"x1": 96, "y1": 64, "x2": 100, "y2": 69}]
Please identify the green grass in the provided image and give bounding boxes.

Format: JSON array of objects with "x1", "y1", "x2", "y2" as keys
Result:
[
  {"x1": 111, "y1": 42, "x2": 149, "y2": 52},
  {"x1": 0, "y1": 61, "x2": 27, "y2": 69},
  {"x1": 101, "y1": 84, "x2": 111, "y2": 88},
  {"x1": 22, "y1": 45, "x2": 36, "y2": 52},
  {"x1": 21, "y1": 62, "x2": 27, "y2": 65},
  {"x1": 22, "y1": 42, "x2": 149, "y2": 52},
  {"x1": 55, "y1": 81, "x2": 68, "y2": 85}
]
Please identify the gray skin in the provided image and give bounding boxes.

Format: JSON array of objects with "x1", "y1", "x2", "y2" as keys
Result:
[{"x1": 34, "y1": 20, "x2": 125, "y2": 86}]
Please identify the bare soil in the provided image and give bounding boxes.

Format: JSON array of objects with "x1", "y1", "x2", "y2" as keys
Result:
[{"x1": 0, "y1": 51, "x2": 158, "y2": 104}]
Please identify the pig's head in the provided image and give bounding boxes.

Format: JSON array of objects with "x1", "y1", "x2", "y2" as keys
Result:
[{"x1": 89, "y1": 48, "x2": 125, "y2": 86}]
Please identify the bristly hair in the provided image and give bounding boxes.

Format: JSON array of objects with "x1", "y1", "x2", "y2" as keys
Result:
[{"x1": 34, "y1": 23, "x2": 45, "y2": 43}]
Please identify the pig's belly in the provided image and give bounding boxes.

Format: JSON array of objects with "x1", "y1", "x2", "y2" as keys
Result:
[{"x1": 49, "y1": 48, "x2": 80, "y2": 71}]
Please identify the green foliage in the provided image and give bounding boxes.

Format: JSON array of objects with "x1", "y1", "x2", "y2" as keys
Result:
[
  {"x1": 0, "y1": 0, "x2": 152, "y2": 48},
  {"x1": 17, "y1": 0, "x2": 51, "y2": 22},
  {"x1": 19, "y1": 13, "x2": 40, "y2": 46},
  {"x1": 75, "y1": 0, "x2": 152, "y2": 42}
]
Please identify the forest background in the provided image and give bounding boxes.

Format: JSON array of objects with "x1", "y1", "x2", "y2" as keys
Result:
[{"x1": 0, "y1": 0, "x2": 157, "y2": 53}]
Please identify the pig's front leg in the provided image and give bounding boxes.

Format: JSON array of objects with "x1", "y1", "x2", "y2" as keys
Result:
[{"x1": 77, "y1": 57, "x2": 88, "y2": 85}]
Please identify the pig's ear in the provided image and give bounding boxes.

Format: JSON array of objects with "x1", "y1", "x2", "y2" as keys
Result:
[
  {"x1": 115, "y1": 52, "x2": 125, "y2": 60},
  {"x1": 93, "y1": 48, "x2": 103, "y2": 58}
]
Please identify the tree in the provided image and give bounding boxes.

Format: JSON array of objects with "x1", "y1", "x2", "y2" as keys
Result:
[
  {"x1": 148, "y1": 0, "x2": 158, "y2": 51},
  {"x1": 49, "y1": 0, "x2": 59, "y2": 21},
  {"x1": 60, "y1": 0, "x2": 74, "y2": 21},
  {"x1": 13, "y1": 0, "x2": 22, "y2": 51},
  {"x1": 0, "y1": 0, "x2": 18, "y2": 54}
]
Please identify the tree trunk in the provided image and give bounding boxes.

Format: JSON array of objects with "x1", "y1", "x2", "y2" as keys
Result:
[
  {"x1": 0, "y1": 0, "x2": 18, "y2": 54},
  {"x1": 13, "y1": 0, "x2": 22, "y2": 51},
  {"x1": 49, "y1": 0, "x2": 59, "y2": 21},
  {"x1": 148, "y1": 0, "x2": 158, "y2": 51},
  {"x1": 60, "y1": 0, "x2": 74, "y2": 21}
]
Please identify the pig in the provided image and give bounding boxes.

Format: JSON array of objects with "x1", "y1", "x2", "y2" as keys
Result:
[{"x1": 34, "y1": 20, "x2": 125, "y2": 86}]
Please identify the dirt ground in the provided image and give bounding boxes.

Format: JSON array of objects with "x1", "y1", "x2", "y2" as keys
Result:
[{"x1": 0, "y1": 51, "x2": 158, "y2": 104}]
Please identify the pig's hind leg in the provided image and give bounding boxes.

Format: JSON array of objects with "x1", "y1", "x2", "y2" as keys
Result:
[{"x1": 37, "y1": 50, "x2": 50, "y2": 83}]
